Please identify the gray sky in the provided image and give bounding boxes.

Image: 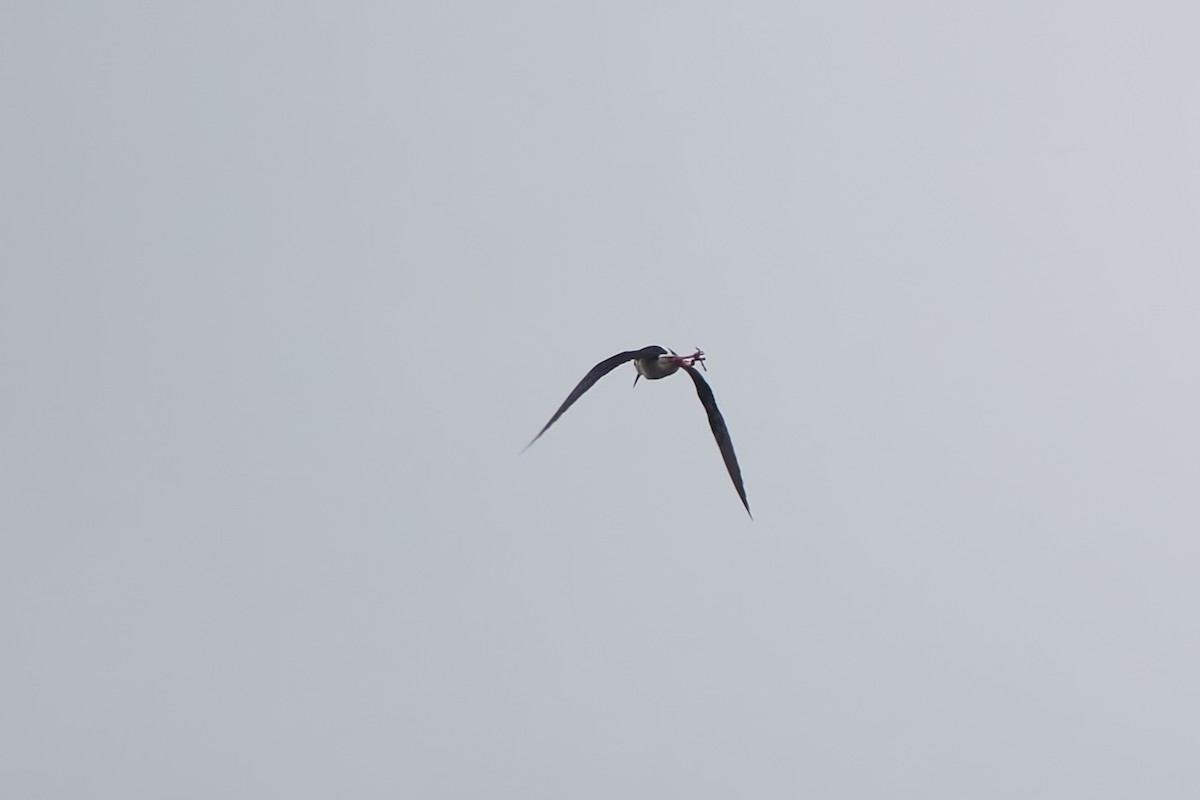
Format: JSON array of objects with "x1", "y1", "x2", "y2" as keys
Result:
[{"x1": 3, "y1": 2, "x2": 1199, "y2": 797}]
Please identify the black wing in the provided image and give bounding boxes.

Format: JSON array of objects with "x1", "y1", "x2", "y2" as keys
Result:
[
  {"x1": 524, "y1": 348, "x2": 655, "y2": 451},
  {"x1": 683, "y1": 364, "x2": 751, "y2": 518}
]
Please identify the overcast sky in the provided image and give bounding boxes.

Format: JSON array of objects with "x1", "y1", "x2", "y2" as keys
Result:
[{"x1": 3, "y1": 2, "x2": 1199, "y2": 798}]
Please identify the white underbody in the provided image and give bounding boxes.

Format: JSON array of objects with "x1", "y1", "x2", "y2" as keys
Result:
[{"x1": 635, "y1": 355, "x2": 680, "y2": 381}]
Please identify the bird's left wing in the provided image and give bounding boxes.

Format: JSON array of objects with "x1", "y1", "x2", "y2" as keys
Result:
[
  {"x1": 524, "y1": 349, "x2": 648, "y2": 450},
  {"x1": 683, "y1": 365, "x2": 752, "y2": 518}
]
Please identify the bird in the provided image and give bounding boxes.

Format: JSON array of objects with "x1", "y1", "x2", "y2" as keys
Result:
[{"x1": 524, "y1": 346, "x2": 751, "y2": 517}]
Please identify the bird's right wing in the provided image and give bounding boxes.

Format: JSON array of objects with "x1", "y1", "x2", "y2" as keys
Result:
[
  {"x1": 523, "y1": 349, "x2": 649, "y2": 450},
  {"x1": 683, "y1": 364, "x2": 752, "y2": 518}
]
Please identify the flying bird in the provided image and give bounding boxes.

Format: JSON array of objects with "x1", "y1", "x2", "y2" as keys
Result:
[{"x1": 524, "y1": 346, "x2": 751, "y2": 517}]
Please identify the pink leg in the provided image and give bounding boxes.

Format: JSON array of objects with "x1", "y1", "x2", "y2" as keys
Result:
[{"x1": 670, "y1": 348, "x2": 706, "y2": 370}]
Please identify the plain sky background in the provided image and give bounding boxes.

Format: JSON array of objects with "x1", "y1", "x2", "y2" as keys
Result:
[{"x1": 3, "y1": 2, "x2": 1199, "y2": 797}]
